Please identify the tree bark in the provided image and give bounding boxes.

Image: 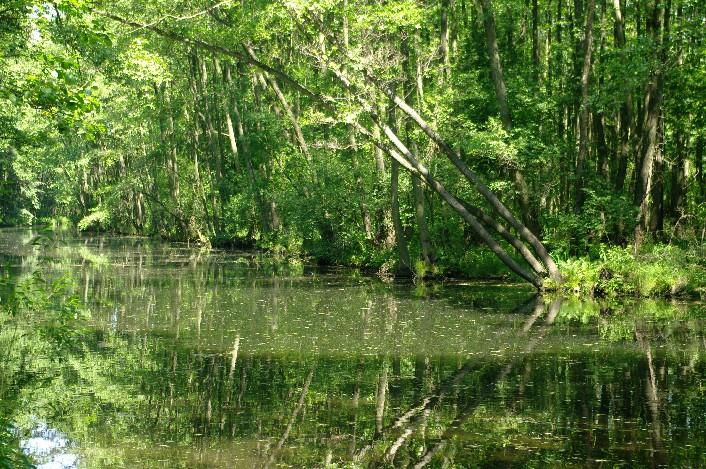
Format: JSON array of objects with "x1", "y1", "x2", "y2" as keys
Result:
[
  {"x1": 411, "y1": 146, "x2": 435, "y2": 270},
  {"x1": 440, "y1": 0, "x2": 451, "y2": 81},
  {"x1": 349, "y1": 129, "x2": 374, "y2": 239},
  {"x1": 634, "y1": 0, "x2": 667, "y2": 238},
  {"x1": 669, "y1": 128, "x2": 687, "y2": 218},
  {"x1": 478, "y1": 0, "x2": 512, "y2": 130},
  {"x1": 389, "y1": 103, "x2": 412, "y2": 275},
  {"x1": 403, "y1": 30, "x2": 436, "y2": 271},
  {"x1": 223, "y1": 64, "x2": 242, "y2": 172},
  {"x1": 612, "y1": 0, "x2": 632, "y2": 192},
  {"x1": 575, "y1": 0, "x2": 595, "y2": 211},
  {"x1": 593, "y1": 112, "x2": 609, "y2": 178},
  {"x1": 649, "y1": 117, "x2": 664, "y2": 234},
  {"x1": 256, "y1": 68, "x2": 311, "y2": 161}
]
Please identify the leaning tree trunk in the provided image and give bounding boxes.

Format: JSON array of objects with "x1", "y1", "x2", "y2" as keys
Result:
[{"x1": 298, "y1": 15, "x2": 558, "y2": 283}]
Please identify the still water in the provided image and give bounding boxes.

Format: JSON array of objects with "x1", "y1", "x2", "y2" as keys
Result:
[{"x1": 0, "y1": 229, "x2": 705, "y2": 468}]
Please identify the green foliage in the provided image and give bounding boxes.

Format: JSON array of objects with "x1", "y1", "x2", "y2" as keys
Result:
[
  {"x1": 77, "y1": 207, "x2": 109, "y2": 231},
  {"x1": 0, "y1": 422, "x2": 34, "y2": 469},
  {"x1": 544, "y1": 189, "x2": 635, "y2": 256},
  {"x1": 549, "y1": 244, "x2": 705, "y2": 298},
  {"x1": 0, "y1": 0, "x2": 704, "y2": 295}
]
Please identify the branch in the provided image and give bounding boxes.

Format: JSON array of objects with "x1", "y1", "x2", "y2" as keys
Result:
[
  {"x1": 127, "y1": 0, "x2": 234, "y2": 34},
  {"x1": 96, "y1": 10, "x2": 321, "y2": 101}
]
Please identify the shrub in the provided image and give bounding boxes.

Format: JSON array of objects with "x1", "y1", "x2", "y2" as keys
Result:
[{"x1": 550, "y1": 244, "x2": 704, "y2": 298}]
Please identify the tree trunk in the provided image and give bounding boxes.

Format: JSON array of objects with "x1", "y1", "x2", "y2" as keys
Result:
[
  {"x1": 411, "y1": 147, "x2": 435, "y2": 270},
  {"x1": 166, "y1": 98, "x2": 180, "y2": 202},
  {"x1": 478, "y1": 0, "x2": 541, "y2": 236},
  {"x1": 532, "y1": 0, "x2": 540, "y2": 79},
  {"x1": 696, "y1": 136, "x2": 704, "y2": 198},
  {"x1": 194, "y1": 55, "x2": 222, "y2": 234},
  {"x1": 391, "y1": 158, "x2": 411, "y2": 275},
  {"x1": 223, "y1": 64, "x2": 242, "y2": 172},
  {"x1": 366, "y1": 110, "x2": 543, "y2": 286},
  {"x1": 403, "y1": 30, "x2": 436, "y2": 272},
  {"x1": 649, "y1": 117, "x2": 664, "y2": 235},
  {"x1": 479, "y1": 0, "x2": 512, "y2": 130},
  {"x1": 669, "y1": 128, "x2": 687, "y2": 219},
  {"x1": 349, "y1": 129, "x2": 374, "y2": 239},
  {"x1": 440, "y1": 0, "x2": 451, "y2": 81},
  {"x1": 634, "y1": 0, "x2": 667, "y2": 239},
  {"x1": 575, "y1": 0, "x2": 595, "y2": 211},
  {"x1": 612, "y1": 0, "x2": 631, "y2": 191},
  {"x1": 593, "y1": 112, "x2": 609, "y2": 178},
  {"x1": 389, "y1": 93, "x2": 412, "y2": 276}
]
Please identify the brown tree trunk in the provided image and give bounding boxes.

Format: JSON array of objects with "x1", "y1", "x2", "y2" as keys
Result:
[
  {"x1": 634, "y1": 0, "x2": 667, "y2": 239},
  {"x1": 575, "y1": 0, "x2": 595, "y2": 211},
  {"x1": 612, "y1": 0, "x2": 632, "y2": 192}
]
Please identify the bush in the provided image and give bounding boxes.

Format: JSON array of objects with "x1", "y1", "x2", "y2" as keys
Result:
[{"x1": 548, "y1": 244, "x2": 704, "y2": 298}]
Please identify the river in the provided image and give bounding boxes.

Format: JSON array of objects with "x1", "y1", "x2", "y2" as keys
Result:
[{"x1": 0, "y1": 228, "x2": 704, "y2": 467}]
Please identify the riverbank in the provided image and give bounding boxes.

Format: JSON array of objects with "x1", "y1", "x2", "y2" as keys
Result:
[{"x1": 31, "y1": 221, "x2": 706, "y2": 300}]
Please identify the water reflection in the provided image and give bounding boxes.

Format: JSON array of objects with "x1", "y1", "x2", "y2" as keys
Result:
[
  {"x1": 21, "y1": 423, "x2": 79, "y2": 469},
  {"x1": 0, "y1": 229, "x2": 705, "y2": 468}
]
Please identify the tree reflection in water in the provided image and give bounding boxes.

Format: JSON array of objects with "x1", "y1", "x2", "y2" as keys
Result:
[{"x1": 0, "y1": 230, "x2": 705, "y2": 467}]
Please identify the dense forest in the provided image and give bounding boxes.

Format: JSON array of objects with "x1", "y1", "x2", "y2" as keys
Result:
[
  {"x1": 3, "y1": 3, "x2": 706, "y2": 467},
  {"x1": 1, "y1": 0, "x2": 705, "y2": 290}
]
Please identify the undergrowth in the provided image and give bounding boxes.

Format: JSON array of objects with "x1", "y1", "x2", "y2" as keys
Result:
[{"x1": 547, "y1": 244, "x2": 706, "y2": 298}]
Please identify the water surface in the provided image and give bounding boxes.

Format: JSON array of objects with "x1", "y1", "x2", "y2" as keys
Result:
[{"x1": 1, "y1": 229, "x2": 705, "y2": 467}]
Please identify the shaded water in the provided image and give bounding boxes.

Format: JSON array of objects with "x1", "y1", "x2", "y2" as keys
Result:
[{"x1": 0, "y1": 228, "x2": 705, "y2": 468}]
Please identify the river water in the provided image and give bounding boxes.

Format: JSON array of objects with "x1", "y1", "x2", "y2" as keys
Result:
[{"x1": 0, "y1": 229, "x2": 704, "y2": 467}]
